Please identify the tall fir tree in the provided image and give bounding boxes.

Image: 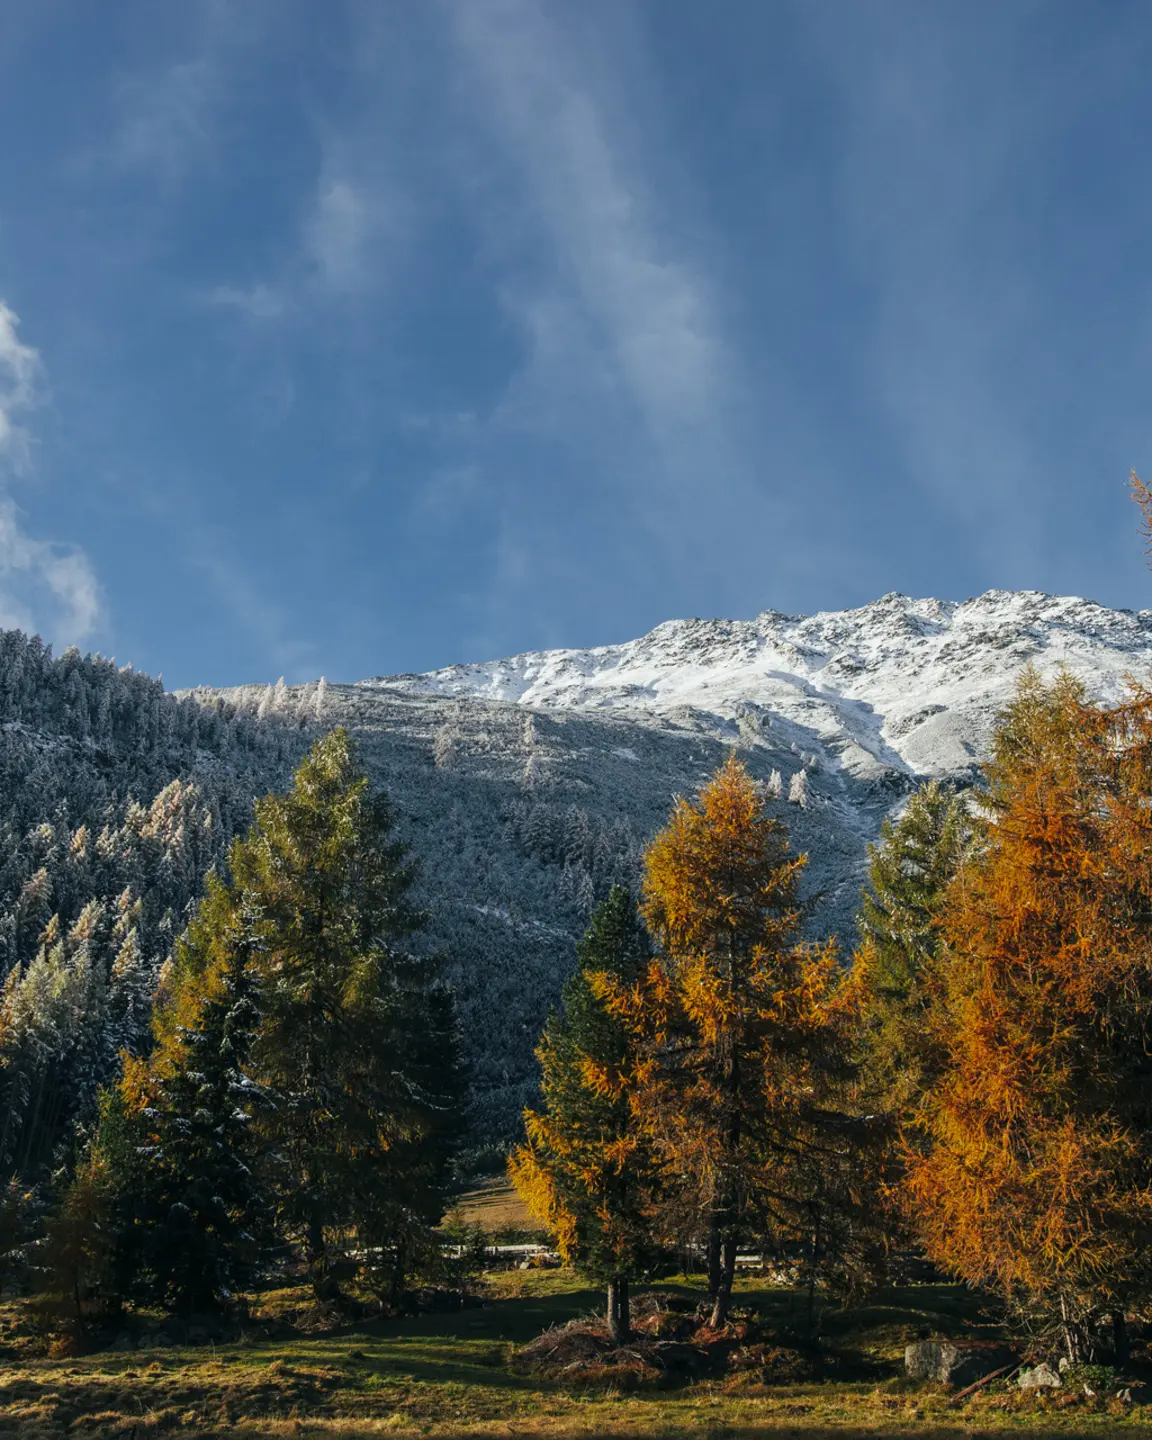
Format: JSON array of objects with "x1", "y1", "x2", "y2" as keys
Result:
[
  {"x1": 153, "y1": 727, "x2": 463, "y2": 1305},
  {"x1": 511, "y1": 887, "x2": 660, "y2": 1342},
  {"x1": 127, "y1": 906, "x2": 269, "y2": 1312},
  {"x1": 233, "y1": 728, "x2": 462, "y2": 1302},
  {"x1": 856, "y1": 780, "x2": 971, "y2": 1113},
  {"x1": 59, "y1": 728, "x2": 463, "y2": 1315}
]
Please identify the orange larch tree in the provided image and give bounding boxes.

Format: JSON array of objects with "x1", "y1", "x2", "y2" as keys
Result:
[
  {"x1": 599, "y1": 753, "x2": 863, "y2": 1327},
  {"x1": 905, "y1": 670, "x2": 1152, "y2": 1361},
  {"x1": 509, "y1": 887, "x2": 661, "y2": 1344}
]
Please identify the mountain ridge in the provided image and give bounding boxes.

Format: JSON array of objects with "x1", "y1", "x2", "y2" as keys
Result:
[{"x1": 358, "y1": 589, "x2": 1152, "y2": 789}]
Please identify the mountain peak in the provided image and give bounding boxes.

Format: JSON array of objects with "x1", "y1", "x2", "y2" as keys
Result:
[{"x1": 361, "y1": 589, "x2": 1152, "y2": 785}]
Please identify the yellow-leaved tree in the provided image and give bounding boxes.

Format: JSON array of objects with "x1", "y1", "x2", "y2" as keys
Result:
[
  {"x1": 905, "y1": 672, "x2": 1152, "y2": 1362},
  {"x1": 600, "y1": 754, "x2": 865, "y2": 1327}
]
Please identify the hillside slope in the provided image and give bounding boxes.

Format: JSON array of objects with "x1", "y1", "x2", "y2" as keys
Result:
[{"x1": 208, "y1": 589, "x2": 1152, "y2": 1141}]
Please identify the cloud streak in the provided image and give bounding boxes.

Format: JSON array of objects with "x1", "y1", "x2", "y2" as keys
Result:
[
  {"x1": 437, "y1": 0, "x2": 802, "y2": 650},
  {"x1": 450, "y1": 0, "x2": 729, "y2": 465},
  {"x1": 0, "y1": 303, "x2": 102, "y2": 645}
]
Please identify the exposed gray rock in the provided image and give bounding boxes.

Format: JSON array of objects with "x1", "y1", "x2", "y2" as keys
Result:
[
  {"x1": 1018, "y1": 1362, "x2": 1062, "y2": 1389},
  {"x1": 904, "y1": 1340, "x2": 1017, "y2": 1387}
]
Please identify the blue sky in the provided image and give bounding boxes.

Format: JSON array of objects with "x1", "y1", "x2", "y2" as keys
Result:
[{"x1": 1, "y1": 0, "x2": 1151, "y2": 688}]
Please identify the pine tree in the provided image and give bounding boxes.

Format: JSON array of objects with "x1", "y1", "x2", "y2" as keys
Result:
[
  {"x1": 856, "y1": 781, "x2": 971, "y2": 1112},
  {"x1": 603, "y1": 754, "x2": 856, "y2": 1326},
  {"x1": 905, "y1": 672, "x2": 1152, "y2": 1360},
  {"x1": 38, "y1": 1085, "x2": 140, "y2": 1328},
  {"x1": 132, "y1": 909, "x2": 269, "y2": 1312},
  {"x1": 154, "y1": 727, "x2": 462, "y2": 1305},
  {"x1": 511, "y1": 888, "x2": 660, "y2": 1342}
]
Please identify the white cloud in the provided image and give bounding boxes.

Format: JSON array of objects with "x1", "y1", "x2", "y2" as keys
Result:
[
  {"x1": 0, "y1": 301, "x2": 40, "y2": 469},
  {"x1": 306, "y1": 178, "x2": 371, "y2": 293},
  {"x1": 439, "y1": 0, "x2": 802, "y2": 640},
  {"x1": 0, "y1": 500, "x2": 101, "y2": 642},
  {"x1": 0, "y1": 304, "x2": 102, "y2": 645}
]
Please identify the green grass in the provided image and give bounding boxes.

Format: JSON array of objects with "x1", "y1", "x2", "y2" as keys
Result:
[{"x1": 1, "y1": 1272, "x2": 1150, "y2": 1437}]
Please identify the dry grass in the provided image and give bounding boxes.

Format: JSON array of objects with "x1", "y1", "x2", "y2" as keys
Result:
[
  {"x1": 451, "y1": 1178, "x2": 538, "y2": 1234},
  {"x1": 2, "y1": 1272, "x2": 1151, "y2": 1437}
]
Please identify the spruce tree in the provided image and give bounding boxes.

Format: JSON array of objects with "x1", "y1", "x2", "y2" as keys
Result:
[
  {"x1": 135, "y1": 912, "x2": 269, "y2": 1312},
  {"x1": 235, "y1": 728, "x2": 459, "y2": 1302},
  {"x1": 856, "y1": 780, "x2": 971, "y2": 1112},
  {"x1": 153, "y1": 727, "x2": 461, "y2": 1305},
  {"x1": 511, "y1": 887, "x2": 659, "y2": 1342}
]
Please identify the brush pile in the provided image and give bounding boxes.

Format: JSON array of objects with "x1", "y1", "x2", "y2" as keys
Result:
[{"x1": 514, "y1": 1291, "x2": 817, "y2": 1388}]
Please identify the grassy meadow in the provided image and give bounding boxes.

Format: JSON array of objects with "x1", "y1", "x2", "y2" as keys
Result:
[{"x1": 3, "y1": 1236, "x2": 1152, "y2": 1438}]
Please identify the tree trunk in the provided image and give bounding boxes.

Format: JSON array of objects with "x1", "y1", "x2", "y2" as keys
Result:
[
  {"x1": 709, "y1": 1237, "x2": 737, "y2": 1328},
  {"x1": 806, "y1": 1204, "x2": 822, "y2": 1333},
  {"x1": 1112, "y1": 1311, "x2": 1130, "y2": 1367},
  {"x1": 1059, "y1": 1293, "x2": 1084, "y2": 1366},
  {"x1": 306, "y1": 1214, "x2": 341, "y2": 1305},
  {"x1": 607, "y1": 1276, "x2": 631, "y2": 1345},
  {"x1": 706, "y1": 1222, "x2": 722, "y2": 1301},
  {"x1": 390, "y1": 1240, "x2": 406, "y2": 1312}
]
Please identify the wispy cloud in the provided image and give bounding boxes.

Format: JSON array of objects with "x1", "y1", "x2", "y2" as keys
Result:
[
  {"x1": 0, "y1": 500, "x2": 101, "y2": 641},
  {"x1": 0, "y1": 304, "x2": 101, "y2": 644},
  {"x1": 111, "y1": 56, "x2": 217, "y2": 177},
  {"x1": 434, "y1": 0, "x2": 800, "y2": 651},
  {"x1": 305, "y1": 174, "x2": 380, "y2": 295},
  {"x1": 0, "y1": 302, "x2": 39, "y2": 467},
  {"x1": 205, "y1": 282, "x2": 287, "y2": 321},
  {"x1": 184, "y1": 526, "x2": 315, "y2": 678},
  {"x1": 450, "y1": 0, "x2": 729, "y2": 471}
]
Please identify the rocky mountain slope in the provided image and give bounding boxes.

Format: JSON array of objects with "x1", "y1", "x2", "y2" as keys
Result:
[
  {"x1": 207, "y1": 589, "x2": 1152, "y2": 1143},
  {"x1": 368, "y1": 590, "x2": 1152, "y2": 789}
]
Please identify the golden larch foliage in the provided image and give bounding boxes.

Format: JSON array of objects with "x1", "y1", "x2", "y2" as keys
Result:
[
  {"x1": 905, "y1": 671, "x2": 1152, "y2": 1352},
  {"x1": 597, "y1": 753, "x2": 864, "y2": 1323}
]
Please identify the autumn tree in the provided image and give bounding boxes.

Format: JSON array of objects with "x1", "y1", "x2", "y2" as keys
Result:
[
  {"x1": 905, "y1": 671, "x2": 1152, "y2": 1361},
  {"x1": 856, "y1": 780, "x2": 971, "y2": 1114},
  {"x1": 604, "y1": 754, "x2": 859, "y2": 1327},
  {"x1": 510, "y1": 887, "x2": 660, "y2": 1342}
]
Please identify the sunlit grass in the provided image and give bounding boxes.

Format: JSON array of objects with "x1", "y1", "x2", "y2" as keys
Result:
[{"x1": 1, "y1": 1272, "x2": 1150, "y2": 1436}]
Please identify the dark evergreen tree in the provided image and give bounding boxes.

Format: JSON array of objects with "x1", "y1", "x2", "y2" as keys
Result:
[
  {"x1": 856, "y1": 780, "x2": 971, "y2": 1112},
  {"x1": 133, "y1": 912, "x2": 270, "y2": 1312},
  {"x1": 157, "y1": 727, "x2": 463, "y2": 1305},
  {"x1": 511, "y1": 887, "x2": 660, "y2": 1342}
]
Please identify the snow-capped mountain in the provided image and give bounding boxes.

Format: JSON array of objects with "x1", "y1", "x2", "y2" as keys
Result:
[
  {"x1": 202, "y1": 589, "x2": 1152, "y2": 1137},
  {"x1": 363, "y1": 591, "x2": 1152, "y2": 787}
]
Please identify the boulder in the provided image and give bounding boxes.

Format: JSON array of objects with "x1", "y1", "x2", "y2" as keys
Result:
[
  {"x1": 1018, "y1": 1362, "x2": 1062, "y2": 1389},
  {"x1": 905, "y1": 1340, "x2": 1018, "y2": 1387}
]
